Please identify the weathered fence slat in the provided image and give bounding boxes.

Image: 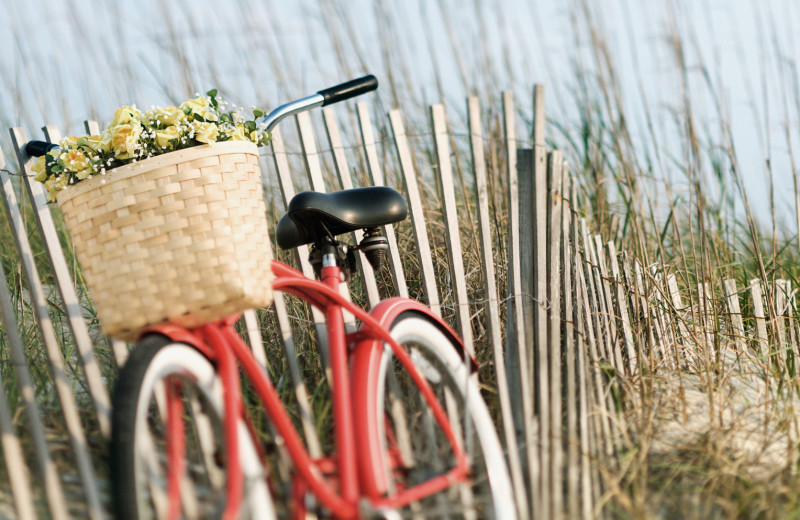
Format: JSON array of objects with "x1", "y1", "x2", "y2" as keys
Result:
[
  {"x1": 577, "y1": 219, "x2": 615, "y2": 459},
  {"x1": 722, "y1": 279, "x2": 746, "y2": 355},
  {"x1": 591, "y1": 234, "x2": 629, "y2": 450},
  {"x1": 700, "y1": 283, "x2": 716, "y2": 361},
  {"x1": 591, "y1": 235, "x2": 622, "y2": 377},
  {"x1": 668, "y1": 274, "x2": 695, "y2": 367},
  {"x1": 532, "y1": 141, "x2": 550, "y2": 520},
  {"x1": 501, "y1": 90, "x2": 538, "y2": 516},
  {"x1": 607, "y1": 242, "x2": 636, "y2": 375},
  {"x1": 567, "y1": 201, "x2": 595, "y2": 520},
  {"x1": 466, "y1": 95, "x2": 528, "y2": 519},
  {"x1": 357, "y1": 102, "x2": 409, "y2": 299},
  {"x1": 630, "y1": 261, "x2": 657, "y2": 370},
  {"x1": 780, "y1": 280, "x2": 799, "y2": 361},
  {"x1": 573, "y1": 217, "x2": 606, "y2": 509},
  {"x1": 622, "y1": 256, "x2": 645, "y2": 366},
  {"x1": 14, "y1": 126, "x2": 113, "y2": 441},
  {"x1": 529, "y1": 82, "x2": 553, "y2": 520},
  {"x1": 243, "y1": 309, "x2": 269, "y2": 368},
  {"x1": 651, "y1": 269, "x2": 677, "y2": 370},
  {"x1": 546, "y1": 151, "x2": 563, "y2": 520},
  {"x1": 723, "y1": 279, "x2": 758, "y2": 381},
  {"x1": 580, "y1": 225, "x2": 606, "y2": 363},
  {"x1": 516, "y1": 146, "x2": 544, "y2": 513},
  {"x1": 296, "y1": 112, "x2": 358, "y2": 330},
  {"x1": 388, "y1": 109, "x2": 441, "y2": 314},
  {"x1": 430, "y1": 103, "x2": 474, "y2": 354},
  {"x1": 750, "y1": 279, "x2": 770, "y2": 379},
  {"x1": 780, "y1": 279, "x2": 800, "y2": 472},
  {"x1": 0, "y1": 370, "x2": 35, "y2": 519},
  {"x1": 560, "y1": 175, "x2": 582, "y2": 520},
  {"x1": 0, "y1": 151, "x2": 41, "y2": 520},
  {"x1": 775, "y1": 280, "x2": 789, "y2": 372},
  {"x1": 270, "y1": 288, "x2": 323, "y2": 459},
  {"x1": 270, "y1": 126, "x2": 329, "y2": 349},
  {"x1": 1, "y1": 141, "x2": 98, "y2": 520},
  {"x1": 296, "y1": 111, "x2": 327, "y2": 191},
  {"x1": 269, "y1": 126, "x2": 325, "y2": 456},
  {"x1": 322, "y1": 107, "x2": 381, "y2": 308}
]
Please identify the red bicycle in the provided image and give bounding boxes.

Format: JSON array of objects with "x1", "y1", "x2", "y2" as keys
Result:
[{"x1": 106, "y1": 77, "x2": 516, "y2": 519}]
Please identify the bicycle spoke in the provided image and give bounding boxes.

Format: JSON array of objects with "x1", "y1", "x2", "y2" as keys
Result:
[{"x1": 188, "y1": 389, "x2": 226, "y2": 490}]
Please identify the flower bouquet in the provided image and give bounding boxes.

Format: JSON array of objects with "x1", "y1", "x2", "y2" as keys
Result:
[{"x1": 35, "y1": 91, "x2": 276, "y2": 341}]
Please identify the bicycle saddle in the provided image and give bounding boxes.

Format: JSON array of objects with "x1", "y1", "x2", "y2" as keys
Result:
[{"x1": 275, "y1": 186, "x2": 408, "y2": 250}]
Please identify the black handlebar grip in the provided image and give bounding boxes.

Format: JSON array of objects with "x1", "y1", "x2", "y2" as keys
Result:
[
  {"x1": 26, "y1": 140, "x2": 58, "y2": 157},
  {"x1": 317, "y1": 75, "x2": 378, "y2": 107}
]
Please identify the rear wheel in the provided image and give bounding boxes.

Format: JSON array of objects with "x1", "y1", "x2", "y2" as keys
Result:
[
  {"x1": 110, "y1": 334, "x2": 274, "y2": 519},
  {"x1": 368, "y1": 311, "x2": 517, "y2": 519}
]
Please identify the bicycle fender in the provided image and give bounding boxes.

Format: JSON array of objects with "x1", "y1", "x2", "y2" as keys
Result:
[
  {"x1": 350, "y1": 297, "x2": 476, "y2": 499},
  {"x1": 361, "y1": 297, "x2": 477, "y2": 371},
  {"x1": 138, "y1": 324, "x2": 214, "y2": 359}
]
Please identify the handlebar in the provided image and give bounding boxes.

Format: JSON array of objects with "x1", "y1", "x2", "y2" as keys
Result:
[
  {"x1": 261, "y1": 74, "x2": 378, "y2": 132},
  {"x1": 25, "y1": 140, "x2": 58, "y2": 157},
  {"x1": 318, "y1": 75, "x2": 378, "y2": 107}
]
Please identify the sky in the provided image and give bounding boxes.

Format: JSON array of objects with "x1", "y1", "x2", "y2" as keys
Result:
[{"x1": 1, "y1": 0, "x2": 799, "y2": 228}]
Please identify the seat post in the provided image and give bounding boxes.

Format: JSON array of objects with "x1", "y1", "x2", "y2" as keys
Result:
[{"x1": 319, "y1": 242, "x2": 342, "y2": 291}]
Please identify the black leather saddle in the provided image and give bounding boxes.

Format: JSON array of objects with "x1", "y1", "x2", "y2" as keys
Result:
[{"x1": 275, "y1": 186, "x2": 408, "y2": 250}]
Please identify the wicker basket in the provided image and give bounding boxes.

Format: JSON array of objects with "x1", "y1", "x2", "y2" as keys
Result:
[{"x1": 57, "y1": 141, "x2": 274, "y2": 341}]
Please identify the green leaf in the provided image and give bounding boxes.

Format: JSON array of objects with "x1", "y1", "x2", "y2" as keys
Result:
[
  {"x1": 51, "y1": 164, "x2": 63, "y2": 173},
  {"x1": 77, "y1": 137, "x2": 89, "y2": 147},
  {"x1": 253, "y1": 108, "x2": 264, "y2": 118},
  {"x1": 244, "y1": 121, "x2": 256, "y2": 132},
  {"x1": 206, "y1": 88, "x2": 217, "y2": 98}
]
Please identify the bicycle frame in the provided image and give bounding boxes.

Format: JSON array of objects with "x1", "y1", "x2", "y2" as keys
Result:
[{"x1": 148, "y1": 258, "x2": 476, "y2": 519}]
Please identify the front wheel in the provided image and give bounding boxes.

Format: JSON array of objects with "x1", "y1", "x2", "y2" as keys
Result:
[
  {"x1": 110, "y1": 334, "x2": 274, "y2": 519},
  {"x1": 358, "y1": 311, "x2": 517, "y2": 519}
]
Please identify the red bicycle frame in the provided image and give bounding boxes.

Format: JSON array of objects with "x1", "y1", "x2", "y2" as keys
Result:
[{"x1": 152, "y1": 259, "x2": 476, "y2": 519}]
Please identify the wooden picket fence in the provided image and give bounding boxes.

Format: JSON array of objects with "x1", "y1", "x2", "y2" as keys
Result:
[{"x1": 0, "y1": 85, "x2": 796, "y2": 519}]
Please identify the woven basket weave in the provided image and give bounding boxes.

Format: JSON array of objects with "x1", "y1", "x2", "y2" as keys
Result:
[{"x1": 57, "y1": 141, "x2": 274, "y2": 341}]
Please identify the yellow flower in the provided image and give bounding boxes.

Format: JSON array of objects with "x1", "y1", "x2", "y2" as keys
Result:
[
  {"x1": 148, "y1": 106, "x2": 185, "y2": 126},
  {"x1": 44, "y1": 176, "x2": 69, "y2": 201},
  {"x1": 111, "y1": 122, "x2": 142, "y2": 159},
  {"x1": 251, "y1": 130, "x2": 269, "y2": 144},
  {"x1": 155, "y1": 125, "x2": 181, "y2": 148},
  {"x1": 192, "y1": 121, "x2": 219, "y2": 144},
  {"x1": 60, "y1": 136, "x2": 80, "y2": 148},
  {"x1": 61, "y1": 148, "x2": 93, "y2": 177},
  {"x1": 164, "y1": 107, "x2": 186, "y2": 126},
  {"x1": 32, "y1": 156, "x2": 48, "y2": 182},
  {"x1": 86, "y1": 133, "x2": 112, "y2": 154},
  {"x1": 229, "y1": 126, "x2": 248, "y2": 141},
  {"x1": 111, "y1": 105, "x2": 141, "y2": 126},
  {"x1": 181, "y1": 97, "x2": 217, "y2": 121}
]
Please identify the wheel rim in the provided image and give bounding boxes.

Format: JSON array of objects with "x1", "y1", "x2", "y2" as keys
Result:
[
  {"x1": 375, "y1": 317, "x2": 515, "y2": 519},
  {"x1": 129, "y1": 345, "x2": 274, "y2": 519}
]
